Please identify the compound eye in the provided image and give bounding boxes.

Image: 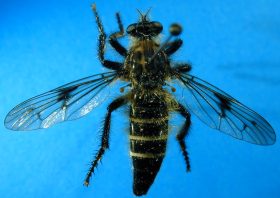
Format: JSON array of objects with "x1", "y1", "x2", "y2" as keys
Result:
[
  {"x1": 153, "y1": 22, "x2": 162, "y2": 29},
  {"x1": 126, "y1": 24, "x2": 136, "y2": 34},
  {"x1": 151, "y1": 22, "x2": 163, "y2": 33}
]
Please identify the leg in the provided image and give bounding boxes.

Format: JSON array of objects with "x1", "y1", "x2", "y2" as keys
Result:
[
  {"x1": 91, "y1": 4, "x2": 122, "y2": 71},
  {"x1": 109, "y1": 13, "x2": 127, "y2": 56},
  {"x1": 84, "y1": 96, "x2": 127, "y2": 186},
  {"x1": 164, "y1": 39, "x2": 183, "y2": 56},
  {"x1": 176, "y1": 102, "x2": 191, "y2": 172},
  {"x1": 173, "y1": 63, "x2": 192, "y2": 73}
]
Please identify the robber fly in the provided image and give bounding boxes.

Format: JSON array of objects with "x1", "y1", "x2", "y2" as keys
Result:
[{"x1": 4, "y1": 4, "x2": 276, "y2": 196}]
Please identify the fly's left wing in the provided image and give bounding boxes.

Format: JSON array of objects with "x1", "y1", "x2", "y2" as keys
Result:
[
  {"x1": 5, "y1": 72, "x2": 120, "y2": 131},
  {"x1": 172, "y1": 72, "x2": 276, "y2": 145}
]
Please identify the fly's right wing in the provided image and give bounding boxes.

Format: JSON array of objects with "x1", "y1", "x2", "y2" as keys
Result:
[
  {"x1": 5, "y1": 72, "x2": 120, "y2": 131},
  {"x1": 172, "y1": 72, "x2": 276, "y2": 145}
]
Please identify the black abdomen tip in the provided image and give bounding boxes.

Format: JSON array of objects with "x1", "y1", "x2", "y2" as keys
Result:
[
  {"x1": 133, "y1": 168, "x2": 158, "y2": 196},
  {"x1": 132, "y1": 157, "x2": 164, "y2": 196}
]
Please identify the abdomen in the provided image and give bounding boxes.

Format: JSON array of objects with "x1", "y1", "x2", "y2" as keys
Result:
[{"x1": 129, "y1": 91, "x2": 169, "y2": 196}]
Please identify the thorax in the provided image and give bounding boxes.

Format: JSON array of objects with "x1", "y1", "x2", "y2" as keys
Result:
[{"x1": 124, "y1": 39, "x2": 170, "y2": 89}]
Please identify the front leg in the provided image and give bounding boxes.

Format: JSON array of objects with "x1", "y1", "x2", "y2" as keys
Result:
[
  {"x1": 91, "y1": 4, "x2": 122, "y2": 71},
  {"x1": 164, "y1": 39, "x2": 183, "y2": 56},
  {"x1": 84, "y1": 96, "x2": 127, "y2": 186},
  {"x1": 109, "y1": 13, "x2": 127, "y2": 56}
]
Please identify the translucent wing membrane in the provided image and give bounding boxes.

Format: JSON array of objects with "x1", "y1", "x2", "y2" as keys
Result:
[
  {"x1": 173, "y1": 73, "x2": 276, "y2": 145},
  {"x1": 5, "y1": 72, "x2": 119, "y2": 131}
]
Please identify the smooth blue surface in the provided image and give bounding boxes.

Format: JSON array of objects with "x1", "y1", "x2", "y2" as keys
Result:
[{"x1": 1, "y1": 0, "x2": 280, "y2": 197}]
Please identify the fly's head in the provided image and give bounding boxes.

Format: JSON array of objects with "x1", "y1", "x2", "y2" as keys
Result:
[{"x1": 126, "y1": 9, "x2": 163, "y2": 39}]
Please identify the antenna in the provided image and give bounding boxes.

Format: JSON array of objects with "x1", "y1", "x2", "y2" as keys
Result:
[
  {"x1": 136, "y1": 9, "x2": 144, "y2": 21},
  {"x1": 143, "y1": 7, "x2": 152, "y2": 21}
]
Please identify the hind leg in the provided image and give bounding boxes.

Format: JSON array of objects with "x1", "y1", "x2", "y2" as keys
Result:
[
  {"x1": 176, "y1": 103, "x2": 191, "y2": 172},
  {"x1": 84, "y1": 96, "x2": 127, "y2": 186}
]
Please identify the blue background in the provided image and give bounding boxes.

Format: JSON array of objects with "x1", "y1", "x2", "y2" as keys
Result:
[{"x1": 1, "y1": 0, "x2": 280, "y2": 197}]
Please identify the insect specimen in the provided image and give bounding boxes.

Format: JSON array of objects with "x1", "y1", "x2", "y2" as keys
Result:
[{"x1": 4, "y1": 4, "x2": 276, "y2": 196}]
